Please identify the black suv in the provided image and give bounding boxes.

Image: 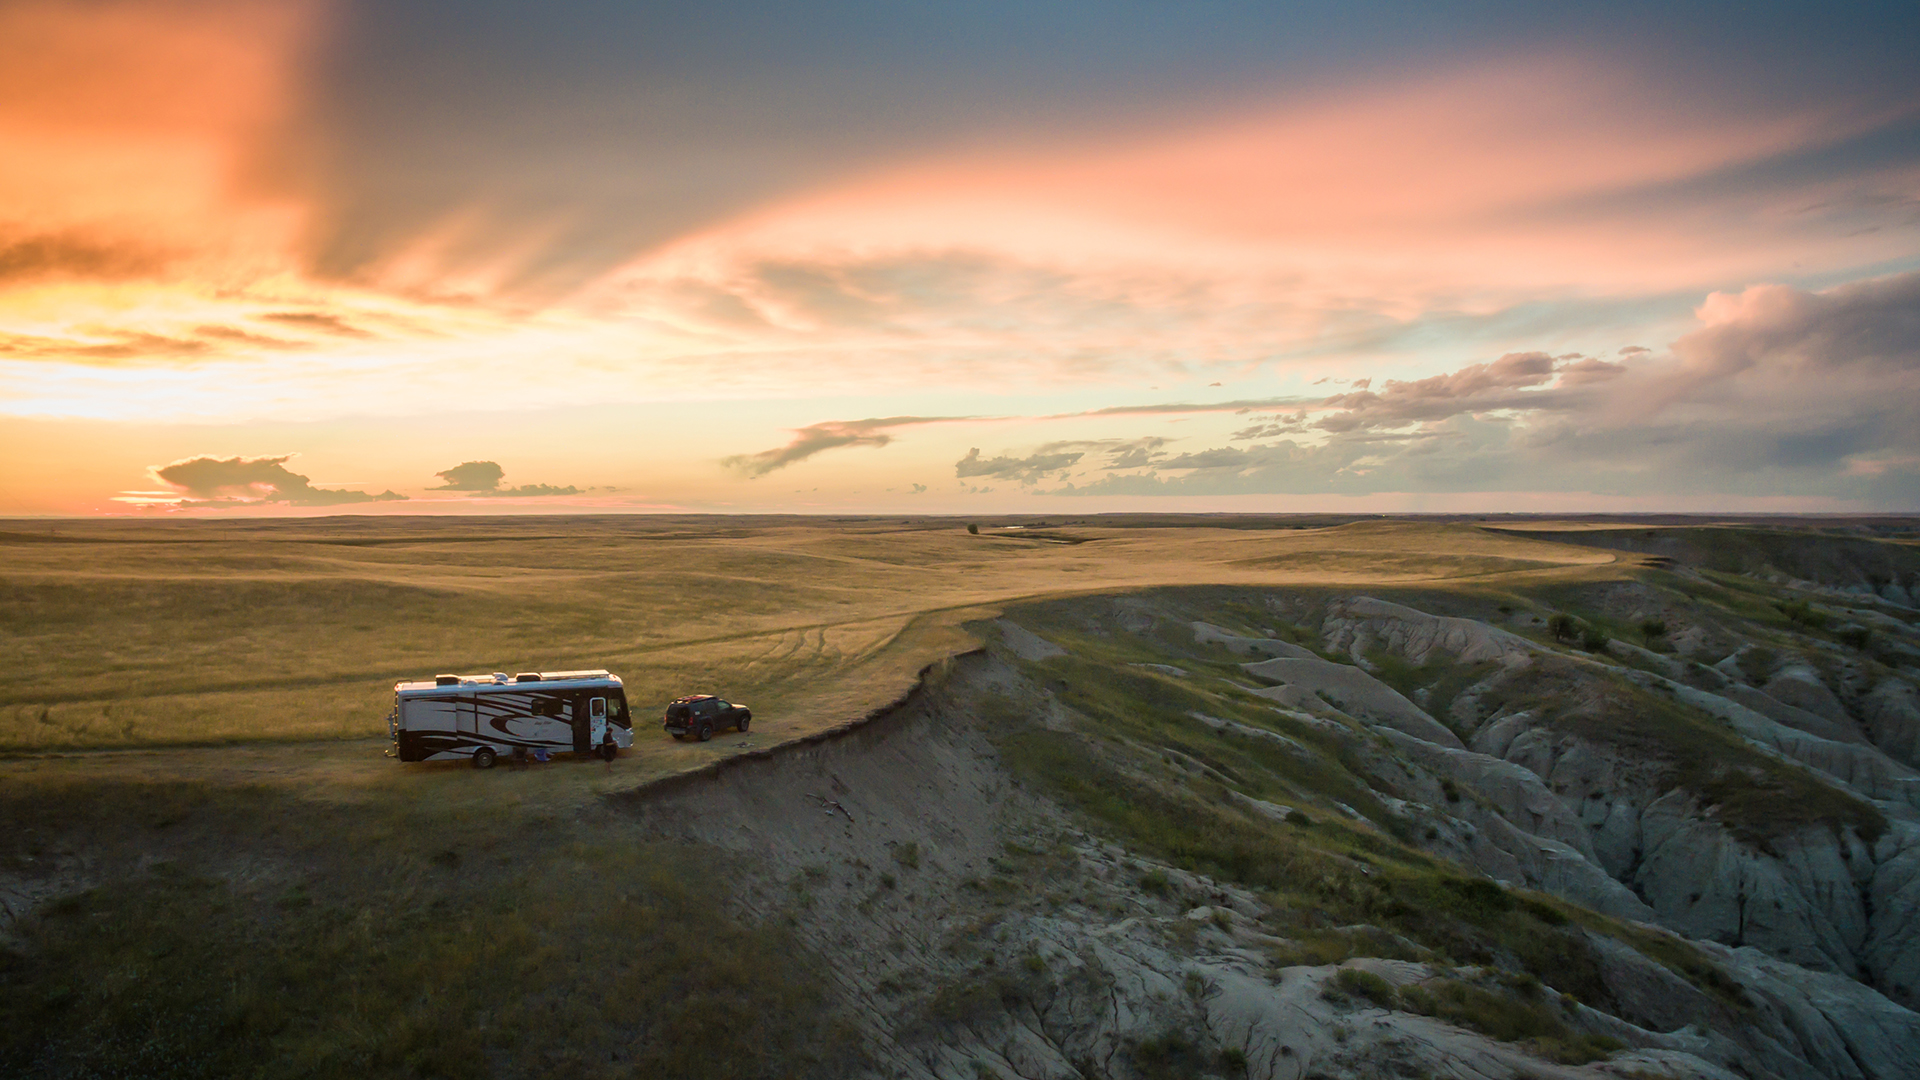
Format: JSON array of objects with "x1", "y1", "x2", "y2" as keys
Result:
[{"x1": 664, "y1": 695, "x2": 751, "y2": 741}]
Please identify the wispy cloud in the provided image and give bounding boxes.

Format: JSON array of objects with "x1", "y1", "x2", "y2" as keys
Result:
[
  {"x1": 723, "y1": 416, "x2": 971, "y2": 478},
  {"x1": 260, "y1": 312, "x2": 374, "y2": 339},
  {"x1": 0, "y1": 231, "x2": 166, "y2": 285}
]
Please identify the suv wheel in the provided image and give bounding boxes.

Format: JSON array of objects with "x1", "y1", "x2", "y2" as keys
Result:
[
  {"x1": 737, "y1": 713, "x2": 750, "y2": 733},
  {"x1": 697, "y1": 721, "x2": 714, "y2": 742}
]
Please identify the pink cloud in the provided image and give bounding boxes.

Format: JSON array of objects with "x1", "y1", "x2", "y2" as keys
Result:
[{"x1": 593, "y1": 53, "x2": 1908, "y2": 321}]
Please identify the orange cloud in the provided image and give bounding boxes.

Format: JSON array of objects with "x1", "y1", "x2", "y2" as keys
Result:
[
  {"x1": 0, "y1": 0, "x2": 360, "y2": 378},
  {"x1": 0, "y1": 0, "x2": 325, "y2": 281},
  {"x1": 0, "y1": 1, "x2": 528, "y2": 384}
]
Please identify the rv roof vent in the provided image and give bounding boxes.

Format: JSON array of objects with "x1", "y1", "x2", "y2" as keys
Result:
[
  {"x1": 435, "y1": 674, "x2": 458, "y2": 686},
  {"x1": 514, "y1": 672, "x2": 541, "y2": 682},
  {"x1": 492, "y1": 672, "x2": 509, "y2": 683}
]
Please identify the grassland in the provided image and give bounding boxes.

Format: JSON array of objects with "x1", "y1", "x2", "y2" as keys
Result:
[
  {"x1": 4, "y1": 514, "x2": 1912, "y2": 1076},
  {"x1": 0, "y1": 516, "x2": 1620, "y2": 790}
]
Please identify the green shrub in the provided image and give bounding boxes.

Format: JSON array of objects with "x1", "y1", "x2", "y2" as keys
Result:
[
  {"x1": 1334, "y1": 967, "x2": 1397, "y2": 1007},
  {"x1": 925, "y1": 972, "x2": 1034, "y2": 1024},
  {"x1": 1775, "y1": 599, "x2": 1827, "y2": 629},
  {"x1": 1131, "y1": 1030, "x2": 1208, "y2": 1080},
  {"x1": 1402, "y1": 979, "x2": 1619, "y2": 1064}
]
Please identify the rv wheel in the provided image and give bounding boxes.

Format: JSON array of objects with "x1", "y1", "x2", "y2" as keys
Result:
[
  {"x1": 697, "y1": 721, "x2": 714, "y2": 742},
  {"x1": 472, "y1": 747, "x2": 497, "y2": 770}
]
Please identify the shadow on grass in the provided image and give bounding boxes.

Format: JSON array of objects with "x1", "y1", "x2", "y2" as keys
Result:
[{"x1": 0, "y1": 781, "x2": 860, "y2": 1080}]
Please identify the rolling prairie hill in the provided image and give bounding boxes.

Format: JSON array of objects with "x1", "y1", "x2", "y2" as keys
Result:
[{"x1": 3, "y1": 516, "x2": 1919, "y2": 1079}]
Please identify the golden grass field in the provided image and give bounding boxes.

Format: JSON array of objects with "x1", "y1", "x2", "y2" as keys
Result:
[{"x1": 0, "y1": 515, "x2": 1628, "y2": 801}]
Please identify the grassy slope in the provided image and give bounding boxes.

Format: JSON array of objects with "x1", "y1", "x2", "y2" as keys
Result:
[{"x1": 0, "y1": 780, "x2": 858, "y2": 1080}]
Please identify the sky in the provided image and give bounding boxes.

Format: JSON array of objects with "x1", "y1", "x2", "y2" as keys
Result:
[{"x1": 2, "y1": 0, "x2": 1917, "y2": 516}]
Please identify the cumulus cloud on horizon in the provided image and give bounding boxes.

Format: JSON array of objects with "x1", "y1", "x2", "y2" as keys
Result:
[
  {"x1": 431, "y1": 460, "x2": 580, "y2": 497},
  {"x1": 149, "y1": 454, "x2": 407, "y2": 507},
  {"x1": 954, "y1": 446, "x2": 1083, "y2": 484}
]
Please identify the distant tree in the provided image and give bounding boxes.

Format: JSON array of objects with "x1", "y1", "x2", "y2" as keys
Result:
[
  {"x1": 1547, "y1": 613, "x2": 1579, "y2": 644},
  {"x1": 1638, "y1": 618, "x2": 1668, "y2": 645},
  {"x1": 966, "y1": 523, "x2": 979, "y2": 535},
  {"x1": 1581, "y1": 625, "x2": 1611, "y2": 652},
  {"x1": 1837, "y1": 625, "x2": 1872, "y2": 650}
]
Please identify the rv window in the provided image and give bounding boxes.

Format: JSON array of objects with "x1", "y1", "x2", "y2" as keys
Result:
[{"x1": 590, "y1": 697, "x2": 606, "y2": 719}]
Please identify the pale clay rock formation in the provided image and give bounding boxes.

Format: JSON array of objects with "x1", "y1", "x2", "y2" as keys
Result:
[
  {"x1": 1298, "y1": 595, "x2": 1920, "y2": 1016},
  {"x1": 631, "y1": 644, "x2": 1920, "y2": 1080},
  {"x1": 1318, "y1": 595, "x2": 1540, "y2": 665},
  {"x1": 1227, "y1": 596, "x2": 1920, "y2": 1018},
  {"x1": 1862, "y1": 677, "x2": 1920, "y2": 768},
  {"x1": 1240, "y1": 654, "x2": 1465, "y2": 748}
]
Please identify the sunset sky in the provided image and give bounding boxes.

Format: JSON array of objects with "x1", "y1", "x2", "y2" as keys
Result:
[{"x1": 2, "y1": 0, "x2": 1917, "y2": 515}]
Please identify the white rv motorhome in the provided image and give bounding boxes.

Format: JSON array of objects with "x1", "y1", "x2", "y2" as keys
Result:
[{"x1": 389, "y1": 669, "x2": 633, "y2": 767}]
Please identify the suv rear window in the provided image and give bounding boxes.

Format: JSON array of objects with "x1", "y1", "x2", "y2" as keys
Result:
[{"x1": 666, "y1": 703, "x2": 691, "y2": 719}]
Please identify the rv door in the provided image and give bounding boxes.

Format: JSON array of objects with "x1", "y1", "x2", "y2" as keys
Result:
[{"x1": 589, "y1": 697, "x2": 607, "y2": 747}]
